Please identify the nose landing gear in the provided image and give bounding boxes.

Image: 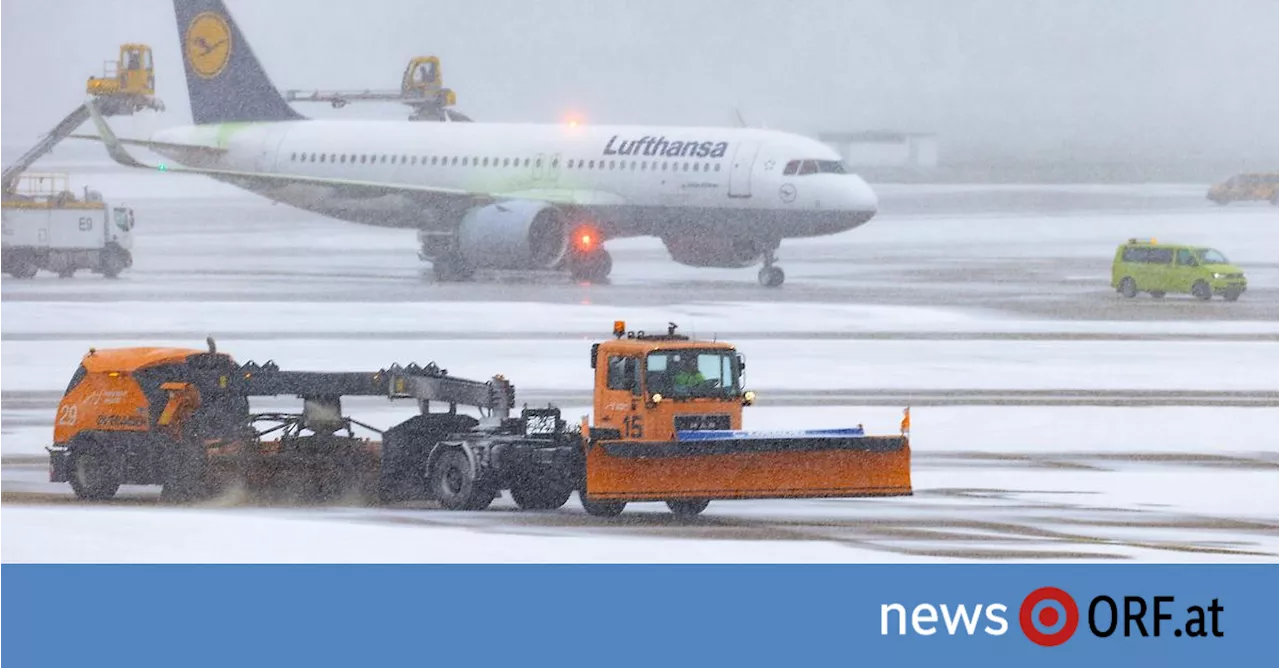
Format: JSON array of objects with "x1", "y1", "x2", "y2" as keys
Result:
[
  {"x1": 758, "y1": 246, "x2": 785, "y2": 287},
  {"x1": 569, "y1": 248, "x2": 613, "y2": 283}
]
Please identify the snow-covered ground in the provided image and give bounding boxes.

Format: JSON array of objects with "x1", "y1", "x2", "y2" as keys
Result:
[
  {"x1": 0, "y1": 506, "x2": 929, "y2": 563},
  {"x1": 3, "y1": 337, "x2": 1272, "y2": 395},
  {"x1": 5, "y1": 457, "x2": 1274, "y2": 563},
  {"x1": 3, "y1": 182, "x2": 1275, "y2": 563},
  {"x1": 5, "y1": 300, "x2": 1277, "y2": 336}
]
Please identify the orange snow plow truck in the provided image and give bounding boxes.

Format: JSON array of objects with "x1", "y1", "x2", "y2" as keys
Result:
[{"x1": 48, "y1": 324, "x2": 912, "y2": 516}]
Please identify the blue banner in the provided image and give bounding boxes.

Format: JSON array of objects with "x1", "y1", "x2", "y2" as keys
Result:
[{"x1": 3, "y1": 564, "x2": 1276, "y2": 667}]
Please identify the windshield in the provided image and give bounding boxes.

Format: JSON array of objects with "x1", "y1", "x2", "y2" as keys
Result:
[
  {"x1": 645, "y1": 349, "x2": 740, "y2": 399},
  {"x1": 783, "y1": 160, "x2": 847, "y2": 176},
  {"x1": 1196, "y1": 248, "x2": 1229, "y2": 264}
]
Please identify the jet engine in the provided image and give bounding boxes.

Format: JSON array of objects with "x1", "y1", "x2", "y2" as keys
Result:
[
  {"x1": 662, "y1": 235, "x2": 764, "y2": 268},
  {"x1": 456, "y1": 201, "x2": 569, "y2": 270}
]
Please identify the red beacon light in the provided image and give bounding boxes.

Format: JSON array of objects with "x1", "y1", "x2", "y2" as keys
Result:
[{"x1": 572, "y1": 225, "x2": 599, "y2": 252}]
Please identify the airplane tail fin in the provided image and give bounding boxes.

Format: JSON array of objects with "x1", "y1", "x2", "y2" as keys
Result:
[{"x1": 173, "y1": 0, "x2": 304, "y2": 124}]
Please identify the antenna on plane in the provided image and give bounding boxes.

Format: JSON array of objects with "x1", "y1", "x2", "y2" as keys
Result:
[{"x1": 733, "y1": 107, "x2": 768, "y2": 129}]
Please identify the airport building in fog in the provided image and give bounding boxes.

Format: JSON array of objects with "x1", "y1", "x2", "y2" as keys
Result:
[{"x1": 818, "y1": 130, "x2": 939, "y2": 170}]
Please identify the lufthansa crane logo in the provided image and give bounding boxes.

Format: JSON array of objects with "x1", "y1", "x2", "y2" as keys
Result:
[
  {"x1": 186, "y1": 12, "x2": 232, "y2": 78},
  {"x1": 779, "y1": 183, "x2": 797, "y2": 203}
]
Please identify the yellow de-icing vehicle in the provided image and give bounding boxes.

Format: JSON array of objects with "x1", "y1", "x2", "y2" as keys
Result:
[
  {"x1": 283, "y1": 55, "x2": 468, "y2": 122},
  {"x1": 85, "y1": 44, "x2": 166, "y2": 116},
  {"x1": 47, "y1": 325, "x2": 912, "y2": 516}
]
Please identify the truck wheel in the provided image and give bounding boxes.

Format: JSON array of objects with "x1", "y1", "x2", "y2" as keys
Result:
[
  {"x1": 69, "y1": 444, "x2": 121, "y2": 501},
  {"x1": 57, "y1": 268, "x2": 76, "y2": 279},
  {"x1": 1118, "y1": 277, "x2": 1137, "y2": 298},
  {"x1": 1191, "y1": 280, "x2": 1212, "y2": 301},
  {"x1": 666, "y1": 499, "x2": 711, "y2": 517},
  {"x1": 1223, "y1": 289, "x2": 1242, "y2": 302},
  {"x1": 101, "y1": 249, "x2": 129, "y2": 279},
  {"x1": 580, "y1": 490, "x2": 626, "y2": 517},
  {"x1": 7, "y1": 262, "x2": 38, "y2": 279},
  {"x1": 429, "y1": 448, "x2": 493, "y2": 510},
  {"x1": 1149, "y1": 291, "x2": 1165, "y2": 299},
  {"x1": 510, "y1": 478, "x2": 573, "y2": 510}
]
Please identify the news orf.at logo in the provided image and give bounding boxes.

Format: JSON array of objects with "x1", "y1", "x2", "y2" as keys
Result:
[
  {"x1": 1020, "y1": 587, "x2": 1079, "y2": 646},
  {"x1": 880, "y1": 587, "x2": 1224, "y2": 645}
]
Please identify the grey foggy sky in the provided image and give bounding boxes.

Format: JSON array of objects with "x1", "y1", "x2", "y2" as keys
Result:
[{"x1": 2, "y1": 0, "x2": 1277, "y2": 165}]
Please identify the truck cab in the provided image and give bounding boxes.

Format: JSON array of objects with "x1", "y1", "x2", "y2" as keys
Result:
[
  {"x1": 591, "y1": 322, "x2": 749, "y2": 442},
  {"x1": 579, "y1": 322, "x2": 911, "y2": 514}
]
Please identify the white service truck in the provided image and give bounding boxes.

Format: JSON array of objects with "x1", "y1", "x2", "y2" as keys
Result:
[{"x1": 2, "y1": 174, "x2": 134, "y2": 279}]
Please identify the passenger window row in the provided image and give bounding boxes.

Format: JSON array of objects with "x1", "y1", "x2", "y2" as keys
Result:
[
  {"x1": 563, "y1": 159, "x2": 722, "y2": 173},
  {"x1": 287, "y1": 152, "x2": 723, "y2": 174}
]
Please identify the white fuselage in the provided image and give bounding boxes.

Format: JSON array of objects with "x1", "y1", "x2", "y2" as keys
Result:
[{"x1": 151, "y1": 120, "x2": 878, "y2": 239}]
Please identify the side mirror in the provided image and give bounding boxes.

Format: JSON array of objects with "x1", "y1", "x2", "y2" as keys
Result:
[{"x1": 590, "y1": 343, "x2": 599, "y2": 369}]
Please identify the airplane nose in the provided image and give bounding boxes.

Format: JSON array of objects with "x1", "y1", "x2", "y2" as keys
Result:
[{"x1": 846, "y1": 174, "x2": 878, "y2": 214}]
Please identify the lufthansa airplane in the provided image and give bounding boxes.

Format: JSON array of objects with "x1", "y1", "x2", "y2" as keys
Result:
[{"x1": 88, "y1": 0, "x2": 879, "y2": 287}]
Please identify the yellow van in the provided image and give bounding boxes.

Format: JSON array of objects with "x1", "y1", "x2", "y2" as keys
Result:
[
  {"x1": 1207, "y1": 173, "x2": 1278, "y2": 205},
  {"x1": 1112, "y1": 239, "x2": 1247, "y2": 301}
]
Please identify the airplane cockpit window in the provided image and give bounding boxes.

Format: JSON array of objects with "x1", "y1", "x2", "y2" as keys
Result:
[{"x1": 784, "y1": 160, "x2": 847, "y2": 176}]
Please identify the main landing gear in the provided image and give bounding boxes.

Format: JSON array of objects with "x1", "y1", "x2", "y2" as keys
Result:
[
  {"x1": 758, "y1": 246, "x2": 785, "y2": 288},
  {"x1": 431, "y1": 253, "x2": 475, "y2": 282}
]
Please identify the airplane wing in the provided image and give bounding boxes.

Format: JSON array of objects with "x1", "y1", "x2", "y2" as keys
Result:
[
  {"x1": 83, "y1": 101, "x2": 625, "y2": 209},
  {"x1": 69, "y1": 133, "x2": 229, "y2": 157}
]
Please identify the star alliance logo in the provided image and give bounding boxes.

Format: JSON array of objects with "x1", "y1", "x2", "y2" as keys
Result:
[{"x1": 603, "y1": 135, "x2": 729, "y2": 159}]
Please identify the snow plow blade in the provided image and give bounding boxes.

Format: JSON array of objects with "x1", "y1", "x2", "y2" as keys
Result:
[{"x1": 585, "y1": 428, "x2": 912, "y2": 501}]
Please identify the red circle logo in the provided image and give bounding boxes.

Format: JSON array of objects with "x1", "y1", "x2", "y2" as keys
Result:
[{"x1": 1020, "y1": 587, "x2": 1079, "y2": 647}]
